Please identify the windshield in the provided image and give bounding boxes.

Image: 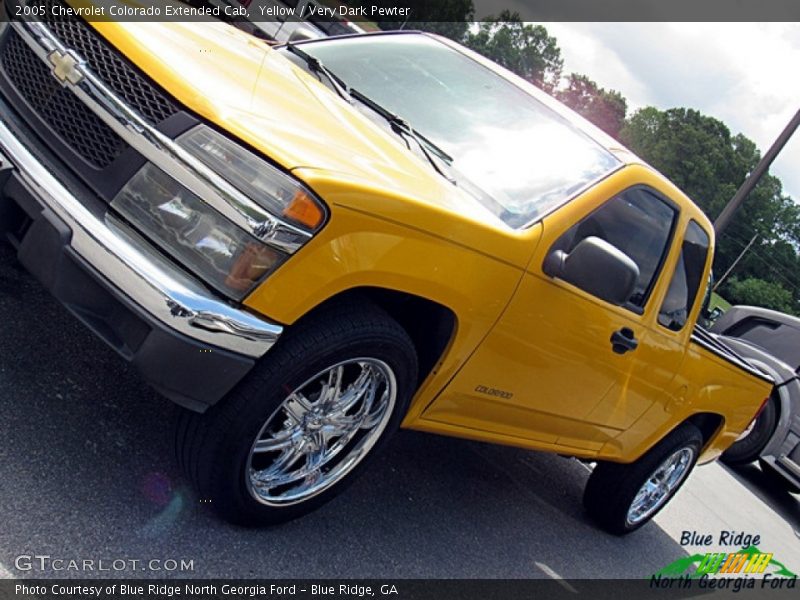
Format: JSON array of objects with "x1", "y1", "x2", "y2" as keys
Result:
[{"x1": 291, "y1": 33, "x2": 621, "y2": 228}]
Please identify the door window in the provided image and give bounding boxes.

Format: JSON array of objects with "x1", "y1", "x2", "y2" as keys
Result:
[
  {"x1": 552, "y1": 187, "x2": 677, "y2": 309},
  {"x1": 658, "y1": 221, "x2": 712, "y2": 331}
]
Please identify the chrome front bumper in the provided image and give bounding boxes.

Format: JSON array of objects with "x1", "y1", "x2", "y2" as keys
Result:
[{"x1": 0, "y1": 115, "x2": 283, "y2": 359}]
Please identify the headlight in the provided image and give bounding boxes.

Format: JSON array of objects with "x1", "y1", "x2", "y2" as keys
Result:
[
  {"x1": 179, "y1": 126, "x2": 325, "y2": 232},
  {"x1": 112, "y1": 164, "x2": 286, "y2": 299},
  {"x1": 111, "y1": 126, "x2": 327, "y2": 300}
]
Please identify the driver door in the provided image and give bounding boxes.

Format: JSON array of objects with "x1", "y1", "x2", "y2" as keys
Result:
[{"x1": 423, "y1": 182, "x2": 688, "y2": 451}]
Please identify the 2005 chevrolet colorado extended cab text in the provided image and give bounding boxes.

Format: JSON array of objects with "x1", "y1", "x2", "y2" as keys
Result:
[{"x1": 0, "y1": 0, "x2": 774, "y2": 534}]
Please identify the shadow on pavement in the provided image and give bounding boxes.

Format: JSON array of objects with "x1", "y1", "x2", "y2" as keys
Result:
[
  {"x1": 0, "y1": 244, "x2": 689, "y2": 579},
  {"x1": 723, "y1": 463, "x2": 800, "y2": 533}
]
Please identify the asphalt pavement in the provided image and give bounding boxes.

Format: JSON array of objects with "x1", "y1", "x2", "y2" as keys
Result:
[{"x1": 0, "y1": 242, "x2": 797, "y2": 579}]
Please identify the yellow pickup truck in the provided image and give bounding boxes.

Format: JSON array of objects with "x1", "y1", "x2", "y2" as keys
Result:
[{"x1": 0, "y1": 0, "x2": 773, "y2": 534}]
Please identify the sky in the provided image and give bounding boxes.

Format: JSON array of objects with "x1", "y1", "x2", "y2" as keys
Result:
[{"x1": 544, "y1": 23, "x2": 800, "y2": 202}]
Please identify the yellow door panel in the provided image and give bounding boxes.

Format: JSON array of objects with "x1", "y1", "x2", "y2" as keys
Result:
[
  {"x1": 423, "y1": 168, "x2": 689, "y2": 449},
  {"x1": 583, "y1": 325, "x2": 688, "y2": 430},
  {"x1": 424, "y1": 270, "x2": 684, "y2": 447}
]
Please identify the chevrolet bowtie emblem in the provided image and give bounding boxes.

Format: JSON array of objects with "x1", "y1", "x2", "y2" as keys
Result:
[{"x1": 46, "y1": 49, "x2": 84, "y2": 85}]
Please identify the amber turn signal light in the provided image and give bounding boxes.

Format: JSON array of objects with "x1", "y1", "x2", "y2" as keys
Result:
[
  {"x1": 282, "y1": 191, "x2": 324, "y2": 230},
  {"x1": 225, "y1": 243, "x2": 282, "y2": 292}
]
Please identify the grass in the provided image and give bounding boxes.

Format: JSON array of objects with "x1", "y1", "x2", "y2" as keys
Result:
[{"x1": 709, "y1": 292, "x2": 732, "y2": 313}]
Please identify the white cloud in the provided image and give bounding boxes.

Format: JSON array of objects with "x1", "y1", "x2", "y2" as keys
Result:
[{"x1": 545, "y1": 22, "x2": 800, "y2": 201}]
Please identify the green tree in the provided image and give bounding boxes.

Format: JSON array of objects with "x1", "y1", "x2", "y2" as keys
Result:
[
  {"x1": 554, "y1": 73, "x2": 627, "y2": 138},
  {"x1": 463, "y1": 11, "x2": 563, "y2": 91},
  {"x1": 620, "y1": 107, "x2": 743, "y2": 218},
  {"x1": 723, "y1": 277, "x2": 797, "y2": 315},
  {"x1": 735, "y1": 238, "x2": 800, "y2": 304},
  {"x1": 619, "y1": 107, "x2": 800, "y2": 302}
]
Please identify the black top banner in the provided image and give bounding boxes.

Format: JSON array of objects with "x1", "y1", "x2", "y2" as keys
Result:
[
  {"x1": 2, "y1": 0, "x2": 800, "y2": 23},
  {"x1": 474, "y1": 0, "x2": 800, "y2": 21}
]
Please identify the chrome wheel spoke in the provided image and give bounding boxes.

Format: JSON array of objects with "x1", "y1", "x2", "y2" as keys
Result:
[
  {"x1": 246, "y1": 357, "x2": 398, "y2": 507},
  {"x1": 260, "y1": 466, "x2": 310, "y2": 489},
  {"x1": 626, "y1": 447, "x2": 694, "y2": 526},
  {"x1": 326, "y1": 414, "x2": 363, "y2": 434},
  {"x1": 253, "y1": 445, "x2": 302, "y2": 483},
  {"x1": 329, "y1": 366, "x2": 374, "y2": 416},
  {"x1": 666, "y1": 455, "x2": 688, "y2": 486},
  {"x1": 300, "y1": 470, "x2": 324, "y2": 491},
  {"x1": 360, "y1": 397, "x2": 389, "y2": 429},
  {"x1": 283, "y1": 392, "x2": 313, "y2": 423},
  {"x1": 306, "y1": 437, "x2": 327, "y2": 470},
  {"x1": 252, "y1": 429, "x2": 298, "y2": 454},
  {"x1": 319, "y1": 365, "x2": 345, "y2": 407}
]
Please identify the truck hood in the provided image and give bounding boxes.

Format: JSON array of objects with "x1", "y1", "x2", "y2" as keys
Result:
[
  {"x1": 89, "y1": 17, "x2": 405, "y2": 175},
  {"x1": 88, "y1": 10, "x2": 530, "y2": 265}
]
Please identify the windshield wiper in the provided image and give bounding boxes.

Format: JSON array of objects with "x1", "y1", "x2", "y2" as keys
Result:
[
  {"x1": 284, "y1": 43, "x2": 454, "y2": 182},
  {"x1": 347, "y1": 88, "x2": 454, "y2": 181},
  {"x1": 285, "y1": 43, "x2": 352, "y2": 103}
]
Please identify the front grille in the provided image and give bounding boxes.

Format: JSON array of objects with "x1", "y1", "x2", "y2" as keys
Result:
[
  {"x1": 2, "y1": 30, "x2": 126, "y2": 168},
  {"x1": 42, "y1": 2, "x2": 178, "y2": 124},
  {"x1": 1, "y1": 0, "x2": 179, "y2": 168}
]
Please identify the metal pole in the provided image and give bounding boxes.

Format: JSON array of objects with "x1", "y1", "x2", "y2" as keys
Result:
[
  {"x1": 714, "y1": 108, "x2": 800, "y2": 236},
  {"x1": 713, "y1": 233, "x2": 758, "y2": 291}
]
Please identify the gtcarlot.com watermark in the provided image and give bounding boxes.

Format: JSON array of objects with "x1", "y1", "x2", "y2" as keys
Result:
[{"x1": 15, "y1": 555, "x2": 194, "y2": 573}]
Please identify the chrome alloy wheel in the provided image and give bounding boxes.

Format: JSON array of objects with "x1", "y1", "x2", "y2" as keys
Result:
[
  {"x1": 626, "y1": 447, "x2": 695, "y2": 526},
  {"x1": 246, "y1": 358, "x2": 397, "y2": 506}
]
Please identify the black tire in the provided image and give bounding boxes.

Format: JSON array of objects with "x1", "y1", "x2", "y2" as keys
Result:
[
  {"x1": 175, "y1": 300, "x2": 418, "y2": 526},
  {"x1": 758, "y1": 459, "x2": 800, "y2": 494},
  {"x1": 584, "y1": 423, "x2": 703, "y2": 535},
  {"x1": 720, "y1": 399, "x2": 777, "y2": 466}
]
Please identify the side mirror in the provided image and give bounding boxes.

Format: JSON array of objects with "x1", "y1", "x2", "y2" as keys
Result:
[
  {"x1": 287, "y1": 27, "x2": 320, "y2": 43},
  {"x1": 543, "y1": 237, "x2": 640, "y2": 306}
]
